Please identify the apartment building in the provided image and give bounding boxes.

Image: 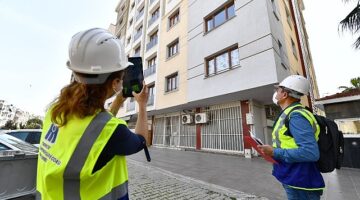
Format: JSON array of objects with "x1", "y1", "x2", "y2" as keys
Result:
[{"x1": 113, "y1": 0, "x2": 319, "y2": 155}]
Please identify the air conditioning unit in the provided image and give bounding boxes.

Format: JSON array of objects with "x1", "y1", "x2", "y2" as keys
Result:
[
  {"x1": 181, "y1": 114, "x2": 193, "y2": 124},
  {"x1": 195, "y1": 113, "x2": 209, "y2": 124}
]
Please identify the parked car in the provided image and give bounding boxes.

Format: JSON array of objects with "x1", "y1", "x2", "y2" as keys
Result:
[
  {"x1": 0, "y1": 133, "x2": 38, "y2": 199},
  {"x1": 2, "y1": 129, "x2": 42, "y2": 147}
]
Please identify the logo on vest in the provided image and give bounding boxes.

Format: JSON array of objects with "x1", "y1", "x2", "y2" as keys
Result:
[{"x1": 45, "y1": 124, "x2": 58, "y2": 144}]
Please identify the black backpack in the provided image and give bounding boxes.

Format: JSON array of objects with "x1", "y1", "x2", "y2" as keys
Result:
[{"x1": 284, "y1": 107, "x2": 344, "y2": 173}]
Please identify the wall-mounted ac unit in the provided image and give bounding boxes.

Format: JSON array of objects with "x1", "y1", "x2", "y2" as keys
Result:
[
  {"x1": 181, "y1": 114, "x2": 193, "y2": 124},
  {"x1": 195, "y1": 113, "x2": 209, "y2": 124}
]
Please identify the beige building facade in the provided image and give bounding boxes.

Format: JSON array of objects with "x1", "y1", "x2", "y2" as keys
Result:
[{"x1": 113, "y1": 0, "x2": 320, "y2": 155}]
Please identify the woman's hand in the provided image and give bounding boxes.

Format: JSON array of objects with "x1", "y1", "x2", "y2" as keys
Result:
[{"x1": 132, "y1": 81, "x2": 149, "y2": 107}]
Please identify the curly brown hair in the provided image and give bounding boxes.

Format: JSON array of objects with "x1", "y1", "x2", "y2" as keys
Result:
[{"x1": 51, "y1": 71, "x2": 124, "y2": 126}]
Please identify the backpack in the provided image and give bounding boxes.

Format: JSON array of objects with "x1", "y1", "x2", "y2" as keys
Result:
[{"x1": 284, "y1": 106, "x2": 344, "y2": 173}]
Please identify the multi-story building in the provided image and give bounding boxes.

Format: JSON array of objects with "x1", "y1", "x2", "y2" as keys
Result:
[{"x1": 113, "y1": 0, "x2": 319, "y2": 156}]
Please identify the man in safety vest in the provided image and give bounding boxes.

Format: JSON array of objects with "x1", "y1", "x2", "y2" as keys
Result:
[
  {"x1": 258, "y1": 75, "x2": 325, "y2": 200},
  {"x1": 36, "y1": 28, "x2": 149, "y2": 200}
]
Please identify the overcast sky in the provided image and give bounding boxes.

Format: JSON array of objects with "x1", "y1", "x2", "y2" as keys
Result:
[
  {"x1": 0, "y1": 0, "x2": 359, "y2": 116},
  {"x1": 303, "y1": 0, "x2": 360, "y2": 96}
]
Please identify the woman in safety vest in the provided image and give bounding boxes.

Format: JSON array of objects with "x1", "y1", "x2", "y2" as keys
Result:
[{"x1": 36, "y1": 28, "x2": 149, "y2": 200}]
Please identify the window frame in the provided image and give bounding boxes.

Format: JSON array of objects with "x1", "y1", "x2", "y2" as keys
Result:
[
  {"x1": 165, "y1": 72, "x2": 178, "y2": 92},
  {"x1": 167, "y1": 38, "x2": 179, "y2": 58},
  {"x1": 168, "y1": 9, "x2": 180, "y2": 29},
  {"x1": 291, "y1": 38, "x2": 298, "y2": 59},
  {"x1": 205, "y1": 44, "x2": 239, "y2": 77},
  {"x1": 204, "y1": 1, "x2": 235, "y2": 33}
]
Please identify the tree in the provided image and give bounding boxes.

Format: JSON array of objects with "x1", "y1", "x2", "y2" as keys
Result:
[
  {"x1": 338, "y1": 77, "x2": 360, "y2": 91},
  {"x1": 340, "y1": 0, "x2": 360, "y2": 49},
  {"x1": 25, "y1": 118, "x2": 43, "y2": 129},
  {"x1": 1, "y1": 120, "x2": 17, "y2": 130}
]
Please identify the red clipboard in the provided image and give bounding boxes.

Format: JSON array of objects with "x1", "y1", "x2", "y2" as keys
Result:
[{"x1": 244, "y1": 136, "x2": 278, "y2": 164}]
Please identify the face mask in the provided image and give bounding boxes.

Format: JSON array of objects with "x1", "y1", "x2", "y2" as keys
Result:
[{"x1": 272, "y1": 92, "x2": 278, "y2": 105}]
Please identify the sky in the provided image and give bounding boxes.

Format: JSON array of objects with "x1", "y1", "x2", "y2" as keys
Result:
[
  {"x1": 302, "y1": 0, "x2": 360, "y2": 96},
  {"x1": 0, "y1": 0, "x2": 359, "y2": 116}
]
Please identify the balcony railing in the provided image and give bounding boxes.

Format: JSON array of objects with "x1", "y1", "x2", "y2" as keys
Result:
[
  {"x1": 127, "y1": 101, "x2": 136, "y2": 112},
  {"x1": 136, "y1": 10, "x2": 144, "y2": 21},
  {"x1": 147, "y1": 95, "x2": 154, "y2": 106},
  {"x1": 144, "y1": 65, "x2": 156, "y2": 77},
  {"x1": 146, "y1": 38, "x2": 158, "y2": 51},
  {"x1": 134, "y1": 31, "x2": 142, "y2": 41},
  {"x1": 148, "y1": 13, "x2": 159, "y2": 27}
]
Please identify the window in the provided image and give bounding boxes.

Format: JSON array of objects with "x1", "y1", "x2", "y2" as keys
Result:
[
  {"x1": 131, "y1": 2, "x2": 135, "y2": 9},
  {"x1": 285, "y1": 5, "x2": 292, "y2": 28},
  {"x1": 119, "y1": 17, "x2": 123, "y2": 26},
  {"x1": 167, "y1": 39, "x2": 179, "y2": 58},
  {"x1": 147, "y1": 84, "x2": 155, "y2": 105},
  {"x1": 148, "y1": 56, "x2": 157, "y2": 67},
  {"x1": 169, "y1": 10, "x2": 180, "y2": 28},
  {"x1": 137, "y1": 25, "x2": 143, "y2": 33},
  {"x1": 139, "y1": 6, "x2": 144, "y2": 13},
  {"x1": 150, "y1": 31, "x2": 158, "y2": 42},
  {"x1": 205, "y1": 1, "x2": 235, "y2": 32},
  {"x1": 0, "y1": 143, "x2": 10, "y2": 151},
  {"x1": 291, "y1": 38, "x2": 298, "y2": 59},
  {"x1": 152, "y1": 8, "x2": 160, "y2": 18},
  {"x1": 129, "y1": 18, "x2": 133, "y2": 26},
  {"x1": 134, "y1": 46, "x2": 141, "y2": 56},
  {"x1": 166, "y1": 73, "x2": 178, "y2": 92},
  {"x1": 271, "y1": 0, "x2": 279, "y2": 20},
  {"x1": 278, "y1": 40, "x2": 286, "y2": 68},
  {"x1": 148, "y1": 84, "x2": 155, "y2": 96},
  {"x1": 127, "y1": 37, "x2": 131, "y2": 44},
  {"x1": 205, "y1": 45, "x2": 239, "y2": 76}
]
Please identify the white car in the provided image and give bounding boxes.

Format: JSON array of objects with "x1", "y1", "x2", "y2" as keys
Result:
[
  {"x1": 0, "y1": 133, "x2": 38, "y2": 199},
  {"x1": 2, "y1": 129, "x2": 41, "y2": 147}
]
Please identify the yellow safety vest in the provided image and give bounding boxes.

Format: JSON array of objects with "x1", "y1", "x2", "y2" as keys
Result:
[
  {"x1": 272, "y1": 103, "x2": 324, "y2": 190},
  {"x1": 36, "y1": 110, "x2": 128, "y2": 200},
  {"x1": 272, "y1": 104, "x2": 320, "y2": 149}
]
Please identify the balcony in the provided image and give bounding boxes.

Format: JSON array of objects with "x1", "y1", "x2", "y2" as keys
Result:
[
  {"x1": 146, "y1": 38, "x2": 158, "y2": 51},
  {"x1": 127, "y1": 101, "x2": 136, "y2": 112},
  {"x1": 144, "y1": 65, "x2": 156, "y2": 77},
  {"x1": 147, "y1": 95, "x2": 154, "y2": 106},
  {"x1": 134, "y1": 31, "x2": 142, "y2": 41},
  {"x1": 136, "y1": 10, "x2": 144, "y2": 21},
  {"x1": 148, "y1": 13, "x2": 159, "y2": 27}
]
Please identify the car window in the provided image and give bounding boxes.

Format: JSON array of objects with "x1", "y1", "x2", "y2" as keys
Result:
[
  {"x1": 0, "y1": 143, "x2": 10, "y2": 151},
  {"x1": 26, "y1": 132, "x2": 41, "y2": 144},
  {"x1": 8, "y1": 132, "x2": 29, "y2": 141},
  {"x1": 0, "y1": 134, "x2": 38, "y2": 153}
]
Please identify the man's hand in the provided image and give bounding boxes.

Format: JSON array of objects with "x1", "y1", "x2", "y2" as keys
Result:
[{"x1": 257, "y1": 145, "x2": 274, "y2": 157}]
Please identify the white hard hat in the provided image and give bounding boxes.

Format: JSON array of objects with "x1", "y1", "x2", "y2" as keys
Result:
[
  {"x1": 67, "y1": 28, "x2": 133, "y2": 84},
  {"x1": 278, "y1": 75, "x2": 310, "y2": 96}
]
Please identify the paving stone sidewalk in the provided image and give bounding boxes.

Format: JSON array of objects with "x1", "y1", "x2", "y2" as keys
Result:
[{"x1": 127, "y1": 159, "x2": 268, "y2": 200}]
